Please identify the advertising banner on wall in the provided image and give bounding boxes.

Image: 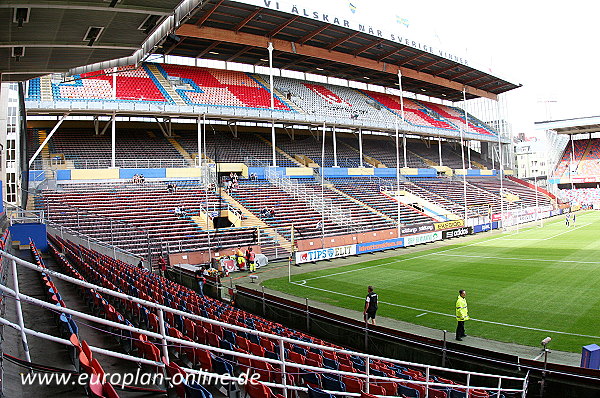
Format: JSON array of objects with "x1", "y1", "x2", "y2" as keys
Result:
[
  {"x1": 473, "y1": 222, "x2": 499, "y2": 233},
  {"x1": 356, "y1": 237, "x2": 404, "y2": 254},
  {"x1": 400, "y1": 222, "x2": 435, "y2": 235},
  {"x1": 404, "y1": 231, "x2": 442, "y2": 247},
  {"x1": 442, "y1": 227, "x2": 473, "y2": 239},
  {"x1": 295, "y1": 245, "x2": 356, "y2": 264},
  {"x1": 434, "y1": 219, "x2": 465, "y2": 231}
]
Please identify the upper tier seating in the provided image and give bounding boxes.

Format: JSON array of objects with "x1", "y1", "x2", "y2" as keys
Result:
[
  {"x1": 270, "y1": 77, "x2": 393, "y2": 122},
  {"x1": 560, "y1": 188, "x2": 600, "y2": 204},
  {"x1": 361, "y1": 92, "x2": 455, "y2": 130},
  {"x1": 25, "y1": 63, "x2": 498, "y2": 142},
  {"x1": 577, "y1": 138, "x2": 600, "y2": 176},
  {"x1": 422, "y1": 102, "x2": 496, "y2": 136},
  {"x1": 554, "y1": 139, "x2": 588, "y2": 177},
  {"x1": 53, "y1": 65, "x2": 170, "y2": 102},
  {"x1": 158, "y1": 64, "x2": 291, "y2": 110}
]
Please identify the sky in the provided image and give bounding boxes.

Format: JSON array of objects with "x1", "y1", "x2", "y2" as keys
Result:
[{"x1": 250, "y1": 0, "x2": 600, "y2": 137}]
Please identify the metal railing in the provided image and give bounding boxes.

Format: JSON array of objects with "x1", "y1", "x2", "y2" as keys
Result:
[
  {"x1": 0, "y1": 248, "x2": 528, "y2": 397},
  {"x1": 266, "y1": 167, "x2": 366, "y2": 233},
  {"x1": 31, "y1": 158, "x2": 194, "y2": 170},
  {"x1": 24, "y1": 100, "x2": 507, "y2": 144}
]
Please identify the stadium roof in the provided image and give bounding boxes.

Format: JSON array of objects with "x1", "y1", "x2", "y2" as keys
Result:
[
  {"x1": 167, "y1": 0, "x2": 521, "y2": 102},
  {"x1": 1, "y1": 0, "x2": 521, "y2": 103},
  {"x1": 535, "y1": 116, "x2": 600, "y2": 135},
  {"x1": 0, "y1": 0, "x2": 191, "y2": 82}
]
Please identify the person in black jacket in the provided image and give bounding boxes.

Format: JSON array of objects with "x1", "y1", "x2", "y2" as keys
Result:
[{"x1": 364, "y1": 286, "x2": 378, "y2": 325}]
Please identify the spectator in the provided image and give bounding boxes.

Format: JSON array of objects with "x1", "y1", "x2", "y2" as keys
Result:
[
  {"x1": 157, "y1": 257, "x2": 167, "y2": 277},
  {"x1": 246, "y1": 246, "x2": 256, "y2": 273},
  {"x1": 195, "y1": 268, "x2": 206, "y2": 297},
  {"x1": 268, "y1": 207, "x2": 276, "y2": 218}
]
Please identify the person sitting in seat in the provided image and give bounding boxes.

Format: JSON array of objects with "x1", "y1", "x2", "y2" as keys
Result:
[{"x1": 174, "y1": 207, "x2": 182, "y2": 217}]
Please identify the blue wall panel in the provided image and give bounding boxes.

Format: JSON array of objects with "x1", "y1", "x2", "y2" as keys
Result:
[
  {"x1": 119, "y1": 168, "x2": 166, "y2": 179},
  {"x1": 56, "y1": 170, "x2": 71, "y2": 180},
  {"x1": 9, "y1": 223, "x2": 48, "y2": 252}
]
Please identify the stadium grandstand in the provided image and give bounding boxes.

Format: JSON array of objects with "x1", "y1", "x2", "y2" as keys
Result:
[{"x1": 0, "y1": 1, "x2": 598, "y2": 398}]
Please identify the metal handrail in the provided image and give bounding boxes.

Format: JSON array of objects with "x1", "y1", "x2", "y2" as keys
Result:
[{"x1": 0, "y1": 248, "x2": 528, "y2": 396}]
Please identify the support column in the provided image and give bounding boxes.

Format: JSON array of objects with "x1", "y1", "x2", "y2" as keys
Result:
[
  {"x1": 438, "y1": 135, "x2": 443, "y2": 166},
  {"x1": 111, "y1": 113, "x2": 116, "y2": 168},
  {"x1": 197, "y1": 115, "x2": 203, "y2": 167},
  {"x1": 403, "y1": 132, "x2": 407, "y2": 168},
  {"x1": 398, "y1": 70, "x2": 407, "y2": 168},
  {"x1": 570, "y1": 135, "x2": 575, "y2": 190},
  {"x1": 395, "y1": 118, "x2": 401, "y2": 237},
  {"x1": 467, "y1": 140, "x2": 472, "y2": 169},
  {"x1": 320, "y1": 122, "x2": 326, "y2": 248},
  {"x1": 358, "y1": 128, "x2": 363, "y2": 167},
  {"x1": 333, "y1": 125, "x2": 338, "y2": 167},
  {"x1": 268, "y1": 42, "x2": 276, "y2": 167},
  {"x1": 460, "y1": 89, "x2": 468, "y2": 221}
]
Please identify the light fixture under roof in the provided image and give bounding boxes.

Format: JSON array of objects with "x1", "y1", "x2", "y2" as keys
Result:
[
  {"x1": 420, "y1": 88, "x2": 427, "y2": 92},
  {"x1": 260, "y1": 58, "x2": 268, "y2": 62},
  {"x1": 441, "y1": 93, "x2": 447, "y2": 97},
  {"x1": 316, "y1": 67, "x2": 324, "y2": 71},
  {"x1": 208, "y1": 51, "x2": 219, "y2": 55},
  {"x1": 363, "y1": 76, "x2": 370, "y2": 80}
]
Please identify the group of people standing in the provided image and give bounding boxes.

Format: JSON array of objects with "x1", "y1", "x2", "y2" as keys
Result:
[
  {"x1": 363, "y1": 286, "x2": 470, "y2": 342},
  {"x1": 234, "y1": 246, "x2": 257, "y2": 272}
]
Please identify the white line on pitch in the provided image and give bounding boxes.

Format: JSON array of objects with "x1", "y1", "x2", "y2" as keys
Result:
[
  {"x1": 430, "y1": 252, "x2": 600, "y2": 265},
  {"x1": 415, "y1": 312, "x2": 428, "y2": 317},
  {"x1": 301, "y1": 230, "x2": 524, "y2": 282},
  {"x1": 291, "y1": 282, "x2": 600, "y2": 339},
  {"x1": 540, "y1": 222, "x2": 591, "y2": 240}
]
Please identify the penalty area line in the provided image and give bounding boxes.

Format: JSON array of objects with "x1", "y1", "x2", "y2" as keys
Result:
[{"x1": 290, "y1": 282, "x2": 600, "y2": 339}]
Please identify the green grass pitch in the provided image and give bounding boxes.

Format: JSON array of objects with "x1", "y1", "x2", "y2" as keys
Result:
[{"x1": 264, "y1": 211, "x2": 600, "y2": 353}]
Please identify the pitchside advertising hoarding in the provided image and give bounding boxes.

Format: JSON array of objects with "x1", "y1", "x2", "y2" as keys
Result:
[
  {"x1": 400, "y1": 222, "x2": 434, "y2": 235},
  {"x1": 295, "y1": 245, "x2": 356, "y2": 264},
  {"x1": 356, "y1": 237, "x2": 404, "y2": 254},
  {"x1": 442, "y1": 227, "x2": 473, "y2": 239},
  {"x1": 403, "y1": 231, "x2": 442, "y2": 246},
  {"x1": 433, "y1": 219, "x2": 465, "y2": 231}
]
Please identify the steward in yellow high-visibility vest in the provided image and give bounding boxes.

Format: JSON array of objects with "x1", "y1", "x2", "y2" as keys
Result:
[{"x1": 455, "y1": 289, "x2": 469, "y2": 341}]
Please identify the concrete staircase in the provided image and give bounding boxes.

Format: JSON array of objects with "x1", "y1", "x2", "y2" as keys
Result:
[
  {"x1": 328, "y1": 185, "x2": 397, "y2": 224},
  {"x1": 145, "y1": 64, "x2": 187, "y2": 106},
  {"x1": 255, "y1": 134, "x2": 304, "y2": 166},
  {"x1": 167, "y1": 137, "x2": 196, "y2": 166},
  {"x1": 219, "y1": 190, "x2": 294, "y2": 253},
  {"x1": 251, "y1": 74, "x2": 304, "y2": 113},
  {"x1": 40, "y1": 75, "x2": 53, "y2": 101}
]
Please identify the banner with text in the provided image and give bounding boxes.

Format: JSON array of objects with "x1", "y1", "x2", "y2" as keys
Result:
[
  {"x1": 404, "y1": 231, "x2": 442, "y2": 247},
  {"x1": 442, "y1": 227, "x2": 473, "y2": 239},
  {"x1": 434, "y1": 219, "x2": 465, "y2": 231},
  {"x1": 400, "y1": 222, "x2": 435, "y2": 236},
  {"x1": 295, "y1": 244, "x2": 356, "y2": 264},
  {"x1": 356, "y1": 237, "x2": 404, "y2": 254}
]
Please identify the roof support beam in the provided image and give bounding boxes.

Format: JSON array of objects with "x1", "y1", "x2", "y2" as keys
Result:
[
  {"x1": 195, "y1": 41, "x2": 221, "y2": 58},
  {"x1": 416, "y1": 58, "x2": 444, "y2": 71},
  {"x1": 177, "y1": 24, "x2": 498, "y2": 100},
  {"x1": 326, "y1": 32, "x2": 360, "y2": 50},
  {"x1": 234, "y1": 8, "x2": 262, "y2": 31},
  {"x1": 352, "y1": 38, "x2": 384, "y2": 56},
  {"x1": 195, "y1": 0, "x2": 225, "y2": 27},
  {"x1": 268, "y1": 15, "x2": 300, "y2": 37},
  {"x1": 29, "y1": 113, "x2": 69, "y2": 167},
  {"x1": 298, "y1": 24, "x2": 331, "y2": 44},
  {"x1": 226, "y1": 46, "x2": 251, "y2": 62}
]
